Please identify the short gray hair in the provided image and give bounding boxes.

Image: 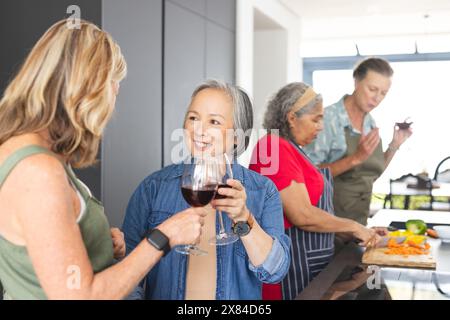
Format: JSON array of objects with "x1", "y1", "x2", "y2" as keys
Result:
[
  {"x1": 190, "y1": 79, "x2": 254, "y2": 157},
  {"x1": 263, "y1": 82, "x2": 322, "y2": 140}
]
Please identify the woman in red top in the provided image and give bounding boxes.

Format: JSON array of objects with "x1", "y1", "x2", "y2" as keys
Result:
[{"x1": 249, "y1": 82, "x2": 384, "y2": 300}]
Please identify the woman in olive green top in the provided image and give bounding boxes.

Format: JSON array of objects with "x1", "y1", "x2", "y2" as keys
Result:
[{"x1": 0, "y1": 20, "x2": 206, "y2": 299}]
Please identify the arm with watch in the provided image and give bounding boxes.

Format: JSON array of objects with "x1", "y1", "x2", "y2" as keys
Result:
[
  {"x1": 110, "y1": 207, "x2": 206, "y2": 299},
  {"x1": 120, "y1": 182, "x2": 207, "y2": 300},
  {"x1": 212, "y1": 178, "x2": 290, "y2": 281}
]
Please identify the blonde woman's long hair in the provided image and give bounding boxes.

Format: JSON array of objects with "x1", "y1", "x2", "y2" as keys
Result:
[{"x1": 0, "y1": 19, "x2": 127, "y2": 168}]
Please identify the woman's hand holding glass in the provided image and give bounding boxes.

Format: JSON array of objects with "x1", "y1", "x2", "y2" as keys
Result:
[
  {"x1": 391, "y1": 122, "x2": 413, "y2": 149},
  {"x1": 212, "y1": 178, "x2": 250, "y2": 223},
  {"x1": 157, "y1": 207, "x2": 207, "y2": 249}
]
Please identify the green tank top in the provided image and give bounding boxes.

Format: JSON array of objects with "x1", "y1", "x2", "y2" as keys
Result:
[{"x1": 0, "y1": 145, "x2": 114, "y2": 299}]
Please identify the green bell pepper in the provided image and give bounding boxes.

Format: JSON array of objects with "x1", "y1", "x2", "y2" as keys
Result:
[{"x1": 405, "y1": 219, "x2": 428, "y2": 235}]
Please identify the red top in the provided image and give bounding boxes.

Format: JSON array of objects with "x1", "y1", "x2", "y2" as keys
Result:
[{"x1": 249, "y1": 134, "x2": 324, "y2": 300}]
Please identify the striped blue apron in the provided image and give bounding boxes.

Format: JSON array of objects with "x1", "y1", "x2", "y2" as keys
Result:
[{"x1": 281, "y1": 142, "x2": 335, "y2": 300}]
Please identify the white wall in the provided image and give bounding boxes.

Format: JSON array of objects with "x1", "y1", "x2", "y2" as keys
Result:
[
  {"x1": 236, "y1": 0, "x2": 302, "y2": 166},
  {"x1": 236, "y1": 0, "x2": 302, "y2": 95},
  {"x1": 253, "y1": 29, "x2": 288, "y2": 129}
]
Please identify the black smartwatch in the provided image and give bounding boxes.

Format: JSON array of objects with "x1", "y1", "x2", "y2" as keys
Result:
[{"x1": 145, "y1": 229, "x2": 171, "y2": 256}]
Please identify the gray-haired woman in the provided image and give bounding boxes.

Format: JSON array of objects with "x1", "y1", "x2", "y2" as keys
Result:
[
  {"x1": 250, "y1": 82, "x2": 383, "y2": 300},
  {"x1": 122, "y1": 80, "x2": 290, "y2": 300}
]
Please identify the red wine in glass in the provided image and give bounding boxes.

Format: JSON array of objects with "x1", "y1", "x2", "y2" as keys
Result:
[
  {"x1": 182, "y1": 185, "x2": 217, "y2": 206},
  {"x1": 396, "y1": 117, "x2": 413, "y2": 130},
  {"x1": 214, "y1": 184, "x2": 232, "y2": 200}
]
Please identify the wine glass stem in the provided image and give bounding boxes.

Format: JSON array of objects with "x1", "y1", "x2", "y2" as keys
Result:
[{"x1": 218, "y1": 210, "x2": 226, "y2": 237}]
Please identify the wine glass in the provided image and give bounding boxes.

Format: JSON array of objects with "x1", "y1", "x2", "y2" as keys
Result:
[
  {"x1": 176, "y1": 157, "x2": 219, "y2": 255},
  {"x1": 396, "y1": 117, "x2": 413, "y2": 130},
  {"x1": 209, "y1": 153, "x2": 239, "y2": 246}
]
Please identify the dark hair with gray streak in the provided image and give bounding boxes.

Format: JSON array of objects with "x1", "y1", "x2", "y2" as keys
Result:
[
  {"x1": 190, "y1": 79, "x2": 254, "y2": 157},
  {"x1": 263, "y1": 82, "x2": 322, "y2": 140}
]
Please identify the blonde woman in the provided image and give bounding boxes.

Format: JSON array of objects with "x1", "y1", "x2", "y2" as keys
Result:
[{"x1": 0, "y1": 20, "x2": 206, "y2": 300}]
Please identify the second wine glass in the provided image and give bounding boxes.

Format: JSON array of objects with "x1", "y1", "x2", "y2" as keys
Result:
[{"x1": 209, "y1": 153, "x2": 239, "y2": 246}]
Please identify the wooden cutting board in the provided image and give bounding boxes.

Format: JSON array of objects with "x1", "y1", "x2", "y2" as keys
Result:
[{"x1": 362, "y1": 248, "x2": 436, "y2": 269}]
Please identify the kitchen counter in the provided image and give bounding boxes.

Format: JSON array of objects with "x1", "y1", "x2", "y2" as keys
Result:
[{"x1": 296, "y1": 209, "x2": 450, "y2": 300}]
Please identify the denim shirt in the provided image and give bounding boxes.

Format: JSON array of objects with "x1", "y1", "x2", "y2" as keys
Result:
[{"x1": 122, "y1": 162, "x2": 291, "y2": 300}]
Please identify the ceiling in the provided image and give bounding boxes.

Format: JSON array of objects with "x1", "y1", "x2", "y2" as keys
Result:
[
  {"x1": 278, "y1": 0, "x2": 450, "y2": 42},
  {"x1": 279, "y1": 0, "x2": 450, "y2": 18}
]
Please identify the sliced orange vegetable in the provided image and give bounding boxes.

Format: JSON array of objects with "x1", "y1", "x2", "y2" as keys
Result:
[
  {"x1": 407, "y1": 241, "x2": 424, "y2": 249},
  {"x1": 427, "y1": 229, "x2": 439, "y2": 239},
  {"x1": 383, "y1": 240, "x2": 431, "y2": 256},
  {"x1": 387, "y1": 238, "x2": 402, "y2": 248}
]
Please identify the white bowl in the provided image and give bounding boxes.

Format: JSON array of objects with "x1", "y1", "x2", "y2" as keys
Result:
[{"x1": 433, "y1": 226, "x2": 450, "y2": 243}]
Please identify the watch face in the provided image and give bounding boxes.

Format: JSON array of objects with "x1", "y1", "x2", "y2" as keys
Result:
[
  {"x1": 147, "y1": 229, "x2": 170, "y2": 254},
  {"x1": 150, "y1": 231, "x2": 167, "y2": 249},
  {"x1": 234, "y1": 222, "x2": 250, "y2": 236}
]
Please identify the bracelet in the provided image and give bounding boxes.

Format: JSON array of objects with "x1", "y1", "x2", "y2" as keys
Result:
[{"x1": 387, "y1": 143, "x2": 399, "y2": 152}]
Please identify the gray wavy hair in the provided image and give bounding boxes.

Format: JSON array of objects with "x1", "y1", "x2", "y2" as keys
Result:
[
  {"x1": 263, "y1": 82, "x2": 322, "y2": 140},
  {"x1": 190, "y1": 79, "x2": 254, "y2": 157}
]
